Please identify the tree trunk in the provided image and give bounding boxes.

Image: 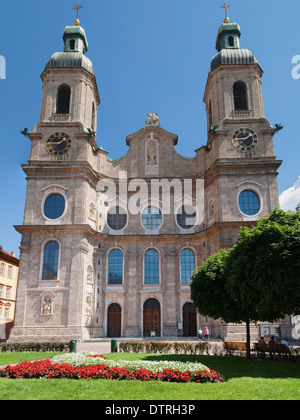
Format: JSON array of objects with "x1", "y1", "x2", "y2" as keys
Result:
[{"x1": 246, "y1": 320, "x2": 251, "y2": 359}]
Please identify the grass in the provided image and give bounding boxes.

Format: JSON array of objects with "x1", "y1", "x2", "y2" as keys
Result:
[
  {"x1": 0, "y1": 352, "x2": 62, "y2": 366},
  {"x1": 0, "y1": 352, "x2": 299, "y2": 400}
]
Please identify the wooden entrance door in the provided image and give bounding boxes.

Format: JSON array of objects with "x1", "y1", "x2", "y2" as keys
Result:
[
  {"x1": 107, "y1": 304, "x2": 121, "y2": 337},
  {"x1": 143, "y1": 298, "x2": 161, "y2": 337},
  {"x1": 183, "y1": 302, "x2": 197, "y2": 337}
]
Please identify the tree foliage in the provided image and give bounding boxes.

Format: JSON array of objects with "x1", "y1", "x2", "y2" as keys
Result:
[
  {"x1": 190, "y1": 209, "x2": 300, "y2": 353},
  {"x1": 227, "y1": 209, "x2": 300, "y2": 321},
  {"x1": 190, "y1": 249, "x2": 236, "y2": 321}
]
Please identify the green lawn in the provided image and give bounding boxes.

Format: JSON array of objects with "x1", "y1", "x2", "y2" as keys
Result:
[{"x1": 0, "y1": 352, "x2": 299, "y2": 400}]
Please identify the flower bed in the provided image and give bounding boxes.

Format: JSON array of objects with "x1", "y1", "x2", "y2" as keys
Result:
[{"x1": 0, "y1": 353, "x2": 225, "y2": 383}]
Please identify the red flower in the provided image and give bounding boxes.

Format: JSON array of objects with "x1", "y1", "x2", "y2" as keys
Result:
[{"x1": 0, "y1": 360, "x2": 225, "y2": 383}]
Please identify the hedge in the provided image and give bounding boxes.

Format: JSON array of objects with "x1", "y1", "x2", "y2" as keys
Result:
[
  {"x1": 0, "y1": 342, "x2": 69, "y2": 353},
  {"x1": 118, "y1": 341, "x2": 224, "y2": 355}
]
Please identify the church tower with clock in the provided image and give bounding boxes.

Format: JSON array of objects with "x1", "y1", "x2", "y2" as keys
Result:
[{"x1": 10, "y1": 11, "x2": 291, "y2": 344}]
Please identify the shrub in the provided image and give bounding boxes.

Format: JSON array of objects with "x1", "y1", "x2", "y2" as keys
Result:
[
  {"x1": 0, "y1": 342, "x2": 69, "y2": 353},
  {"x1": 118, "y1": 341, "x2": 216, "y2": 355}
]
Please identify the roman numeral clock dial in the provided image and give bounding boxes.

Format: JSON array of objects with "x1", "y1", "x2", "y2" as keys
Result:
[
  {"x1": 232, "y1": 128, "x2": 258, "y2": 153},
  {"x1": 46, "y1": 132, "x2": 72, "y2": 156}
]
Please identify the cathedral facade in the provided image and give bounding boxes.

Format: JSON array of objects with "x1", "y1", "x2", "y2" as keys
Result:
[{"x1": 10, "y1": 17, "x2": 292, "y2": 343}]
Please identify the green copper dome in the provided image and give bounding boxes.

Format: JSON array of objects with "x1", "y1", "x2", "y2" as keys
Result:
[
  {"x1": 45, "y1": 52, "x2": 95, "y2": 75},
  {"x1": 210, "y1": 22, "x2": 260, "y2": 73},
  {"x1": 44, "y1": 25, "x2": 94, "y2": 75},
  {"x1": 210, "y1": 48, "x2": 259, "y2": 72}
]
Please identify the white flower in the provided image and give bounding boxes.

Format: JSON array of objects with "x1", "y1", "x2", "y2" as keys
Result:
[{"x1": 51, "y1": 353, "x2": 209, "y2": 375}]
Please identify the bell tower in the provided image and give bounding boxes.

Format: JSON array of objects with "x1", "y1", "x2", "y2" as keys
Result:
[
  {"x1": 204, "y1": 20, "x2": 265, "y2": 131},
  {"x1": 202, "y1": 13, "x2": 282, "y2": 225},
  {"x1": 39, "y1": 23, "x2": 100, "y2": 132},
  {"x1": 10, "y1": 15, "x2": 101, "y2": 343}
]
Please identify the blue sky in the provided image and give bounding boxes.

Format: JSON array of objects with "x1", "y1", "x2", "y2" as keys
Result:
[{"x1": 0, "y1": 0, "x2": 300, "y2": 256}]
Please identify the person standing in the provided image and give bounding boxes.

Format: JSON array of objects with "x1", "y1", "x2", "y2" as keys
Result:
[
  {"x1": 198, "y1": 328, "x2": 203, "y2": 342},
  {"x1": 204, "y1": 327, "x2": 210, "y2": 342}
]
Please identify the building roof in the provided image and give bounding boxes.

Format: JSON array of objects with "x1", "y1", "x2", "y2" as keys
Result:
[
  {"x1": 0, "y1": 246, "x2": 19, "y2": 265},
  {"x1": 45, "y1": 52, "x2": 95, "y2": 75},
  {"x1": 210, "y1": 48, "x2": 259, "y2": 72},
  {"x1": 210, "y1": 20, "x2": 260, "y2": 73},
  {"x1": 44, "y1": 25, "x2": 94, "y2": 76}
]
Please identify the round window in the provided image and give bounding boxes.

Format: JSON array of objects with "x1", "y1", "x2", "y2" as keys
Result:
[
  {"x1": 142, "y1": 207, "x2": 162, "y2": 230},
  {"x1": 176, "y1": 206, "x2": 196, "y2": 229},
  {"x1": 107, "y1": 206, "x2": 127, "y2": 231},
  {"x1": 239, "y1": 190, "x2": 260, "y2": 216},
  {"x1": 44, "y1": 194, "x2": 65, "y2": 220}
]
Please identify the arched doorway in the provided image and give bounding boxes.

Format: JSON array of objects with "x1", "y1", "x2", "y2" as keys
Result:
[
  {"x1": 107, "y1": 303, "x2": 122, "y2": 337},
  {"x1": 143, "y1": 298, "x2": 161, "y2": 337},
  {"x1": 183, "y1": 302, "x2": 197, "y2": 337}
]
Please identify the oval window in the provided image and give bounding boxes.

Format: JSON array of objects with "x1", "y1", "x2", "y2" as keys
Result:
[
  {"x1": 142, "y1": 207, "x2": 162, "y2": 230},
  {"x1": 107, "y1": 206, "x2": 127, "y2": 231},
  {"x1": 239, "y1": 190, "x2": 260, "y2": 216},
  {"x1": 176, "y1": 206, "x2": 196, "y2": 229},
  {"x1": 44, "y1": 194, "x2": 65, "y2": 220}
]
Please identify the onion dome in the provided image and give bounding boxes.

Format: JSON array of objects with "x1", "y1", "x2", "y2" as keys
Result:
[
  {"x1": 210, "y1": 21, "x2": 260, "y2": 73},
  {"x1": 44, "y1": 25, "x2": 95, "y2": 75}
]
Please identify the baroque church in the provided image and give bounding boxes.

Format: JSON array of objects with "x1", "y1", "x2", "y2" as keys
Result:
[{"x1": 9, "y1": 11, "x2": 293, "y2": 343}]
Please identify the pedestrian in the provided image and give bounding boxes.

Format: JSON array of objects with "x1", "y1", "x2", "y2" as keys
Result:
[
  {"x1": 269, "y1": 336, "x2": 276, "y2": 344},
  {"x1": 258, "y1": 336, "x2": 266, "y2": 343},
  {"x1": 281, "y1": 339, "x2": 289, "y2": 349},
  {"x1": 204, "y1": 326, "x2": 210, "y2": 342},
  {"x1": 198, "y1": 328, "x2": 203, "y2": 342}
]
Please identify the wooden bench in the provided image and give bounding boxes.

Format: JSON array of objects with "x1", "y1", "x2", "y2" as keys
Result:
[
  {"x1": 223, "y1": 342, "x2": 248, "y2": 355},
  {"x1": 254, "y1": 343, "x2": 291, "y2": 359}
]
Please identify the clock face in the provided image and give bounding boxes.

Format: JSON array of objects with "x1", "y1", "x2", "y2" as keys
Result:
[
  {"x1": 232, "y1": 128, "x2": 258, "y2": 152},
  {"x1": 46, "y1": 132, "x2": 72, "y2": 156}
]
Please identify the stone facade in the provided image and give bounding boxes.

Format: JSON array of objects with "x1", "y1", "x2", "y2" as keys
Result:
[{"x1": 9, "y1": 20, "x2": 292, "y2": 343}]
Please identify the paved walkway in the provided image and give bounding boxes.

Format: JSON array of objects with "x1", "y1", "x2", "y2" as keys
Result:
[{"x1": 77, "y1": 341, "x2": 111, "y2": 354}]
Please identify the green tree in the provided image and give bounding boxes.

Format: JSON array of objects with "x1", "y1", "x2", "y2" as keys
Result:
[
  {"x1": 190, "y1": 249, "x2": 247, "y2": 322},
  {"x1": 190, "y1": 209, "x2": 300, "y2": 359}
]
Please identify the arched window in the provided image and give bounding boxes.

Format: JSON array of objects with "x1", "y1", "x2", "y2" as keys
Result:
[
  {"x1": 144, "y1": 249, "x2": 160, "y2": 284},
  {"x1": 233, "y1": 81, "x2": 248, "y2": 111},
  {"x1": 42, "y1": 241, "x2": 59, "y2": 280},
  {"x1": 91, "y1": 102, "x2": 96, "y2": 130},
  {"x1": 108, "y1": 249, "x2": 123, "y2": 285},
  {"x1": 56, "y1": 85, "x2": 71, "y2": 114},
  {"x1": 70, "y1": 39, "x2": 75, "y2": 50},
  {"x1": 180, "y1": 249, "x2": 195, "y2": 284}
]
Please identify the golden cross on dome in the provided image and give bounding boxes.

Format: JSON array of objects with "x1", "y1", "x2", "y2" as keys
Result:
[{"x1": 220, "y1": 1, "x2": 231, "y2": 20}]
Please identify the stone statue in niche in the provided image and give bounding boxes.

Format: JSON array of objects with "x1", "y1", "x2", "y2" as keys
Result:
[
  {"x1": 87, "y1": 265, "x2": 93, "y2": 283},
  {"x1": 89, "y1": 203, "x2": 96, "y2": 220},
  {"x1": 145, "y1": 138, "x2": 159, "y2": 175},
  {"x1": 147, "y1": 144, "x2": 157, "y2": 164},
  {"x1": 42, "y1": 297, "x2": 52, "y2": 315}
]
